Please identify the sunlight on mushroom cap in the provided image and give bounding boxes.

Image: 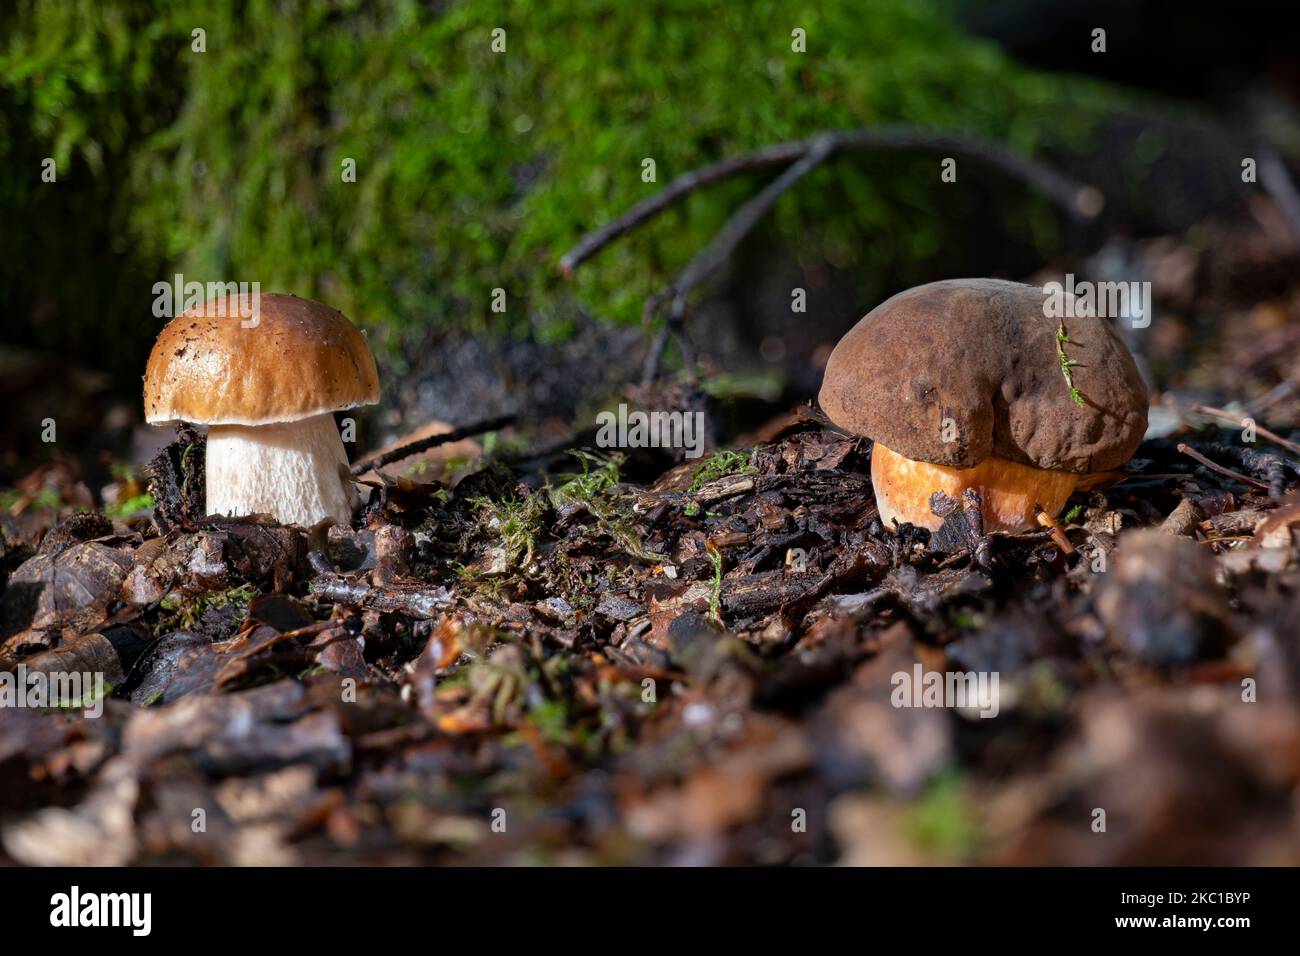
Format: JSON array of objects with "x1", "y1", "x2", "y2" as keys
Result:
[
  {"x1": 143, "y1": 293, "x2": 380, "y2": 527},
  {"x1": 817, "y1": 278, "x2": 1148, "y2": 533}
]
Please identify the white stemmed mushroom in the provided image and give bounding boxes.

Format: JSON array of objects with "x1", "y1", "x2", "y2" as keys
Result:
[{"x1": 144, "y1": 293, "x2": 380, "y2": 527}]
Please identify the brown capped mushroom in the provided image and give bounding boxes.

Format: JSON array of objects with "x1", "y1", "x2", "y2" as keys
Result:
[
  {"x1": 817, "y1": 278, "x2": 1148, "y2": 534},
  {"x1": 143, "y1": 293, "x2": 380, "y2": 528}
]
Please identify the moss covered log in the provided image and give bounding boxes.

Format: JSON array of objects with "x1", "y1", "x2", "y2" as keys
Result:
[{"x1": 1, "y1": 0, "x2": 1117, "y2": 383}]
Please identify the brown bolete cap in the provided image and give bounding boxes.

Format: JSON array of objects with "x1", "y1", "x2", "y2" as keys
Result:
[
  {"x1": 144, "y1": 293, "x2": 380, "y2": 426},
  {"x1": 818, "y1": 278, "x2": 1148, "y2": 473}
]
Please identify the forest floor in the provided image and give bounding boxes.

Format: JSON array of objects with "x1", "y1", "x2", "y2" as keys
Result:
[{"x1": 4, "y1": 216, "x2": 1300, "y2": 866}]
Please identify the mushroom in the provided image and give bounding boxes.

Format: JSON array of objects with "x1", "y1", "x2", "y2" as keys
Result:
[
  {"x1": 144, "y1": 293, "x2": 380, "y2": 528},
  {"x1": 817, "y1": 278, "x2": 1148, "y2": 534}
]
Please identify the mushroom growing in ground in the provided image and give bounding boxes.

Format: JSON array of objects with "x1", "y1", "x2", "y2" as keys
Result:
[
  {"x1": 144, "y1": 293, "x2": 379, "y2": 528},
  {"x1": 817, "y1": 278, "x2": 1148, "y2": 534}
]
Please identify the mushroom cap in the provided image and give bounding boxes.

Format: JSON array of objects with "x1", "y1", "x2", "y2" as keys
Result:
[
  {"x1": 144, "y1": 293, "x2": 380, "y2": 426},
  {"x1": 817, "y1": 278, "x2": 1148, "y2": 473}
]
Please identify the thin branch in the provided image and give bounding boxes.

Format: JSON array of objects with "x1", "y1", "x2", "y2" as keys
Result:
[
  {"x1": 1193, "y1": 403, "x2": 1300, "y2": 456},
  {"x1": 637, "y1": 137, "x2": 856, "y2": 383},
  {"x1": 309, "y1": 576, "x2": 454, "y2": 618},
  {"x1": 1176, "y1": 443, "x2": 1271, "y2": 490},
  {"x1": 833, "y1": 128, "x2": 1101, "y2": 215},
  {"x1": 639, "y1": 321, "x2": 674, "y2": 386},
  {"x1": 564, "y1": 127, "x2": 1101, "y2": 386},
  {"x1": 559, "y1": 141, "x2": 811, "y2": 276},
  {"x1": 665, "y1": 134, "x2": 836, "y2": 305},
  {"x1": 350, "y1": 414, "x2": 516, "y2": 477},
  {"x1": 1243, "y1": 379, "x2": 1296, "y2": 416},
  {"x1": 1035, "y1": 506, "x2": 1075, "y2": 555},
  {"x1": 559, "y1": 126, "x2": 1102, "y2": 276}
]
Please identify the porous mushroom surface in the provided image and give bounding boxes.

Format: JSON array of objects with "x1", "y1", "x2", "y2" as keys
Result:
[
  {"x1": 817, "y1": 278, "x2": 1148, "y2": 533},
  {"x1": 144, "y1": 293, "x2": 380, "y2": 528}
]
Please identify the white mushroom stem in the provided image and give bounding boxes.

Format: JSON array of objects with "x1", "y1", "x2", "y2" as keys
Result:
[{"x1": 205, "y1": 412, "x2": 357, "y2": 527}]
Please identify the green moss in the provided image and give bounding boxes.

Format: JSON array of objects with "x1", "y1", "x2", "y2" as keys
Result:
[
  {"x1": 2, "y1": 0, "x2": 1120, "y2": 383},
  {"x1": 706, "y1": 543, "x2": 724, "y2": 624},
  {"x1": 1056, "y1": 319, "x2": 1087, "y2": 407},
  {"x1": 0, "y1": 488, "x2": 62, "y2": 513},
  {"x1": 548, "y1": 450, "x2": 622, "y2": 507},
  {"x1": 905, "y1": 771, "x2": 981, "y2": 859},
  {"x1": 523, "y1": 697, "x2": 577, "y2": 747},
  {"x1": 105, "y1": 492, "x2": 154, "y2": 517},
  {"x1": 689, "y1": 448, "x2": 756, "y2": 493},
  {"x1": 544, "y1": 450, "x2": 665, "y2": 563},
  {"x1": 474, "y1": 493, "x2": 547, "y2": 568},
  {"x1": 156, "y1": 581, "x2": 258, "y2": 632}
]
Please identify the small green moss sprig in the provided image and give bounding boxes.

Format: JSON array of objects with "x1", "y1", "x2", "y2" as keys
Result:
[
  {"x1": 706, "y1": 543, "x2": 724, "y2": 625},
  {"x1": 688, "y1": 449, "x2": 756, "y2": 493},
  {"x1": 1056, "y1": 320, "x2": 1086, "y2": 408}
]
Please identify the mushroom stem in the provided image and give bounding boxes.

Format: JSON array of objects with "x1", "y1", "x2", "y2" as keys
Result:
[
  {"x1": 871, "y1": 442, "x2": 1078, "y2": 535},
  {"x1": 205, "y1": 412, "x2": 357, "y2": 527}
]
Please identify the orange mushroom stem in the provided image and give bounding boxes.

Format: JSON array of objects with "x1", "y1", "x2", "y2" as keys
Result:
[{"x1": 870, "y1": 442, "x2": 1078, "y2": 534}]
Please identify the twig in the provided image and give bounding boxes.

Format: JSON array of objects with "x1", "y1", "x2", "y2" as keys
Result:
[
  {"x1": 560, "y1": 126, "x2": 1100, "y2": 275},
  {"x1": 1193, "y1": 403, "x2": 1300, "y2": 456},
  {"x1": 560, "y1": 140, "x2": 815, "y2": 276},
  {"x1": 561, "y1": 127, "x2": 1100, "y2": 386},
  {"x1": 1176, "y1": 443, "x2": 1271, "y2": 490},
  {"x1": 691, "y1": 474, "x2": 757, "y2": 505},
  {"x1": 350, "y1": 414, "x2": 516, "y2": 477},
  {"x1": 639, "y1": 321, "x2": 675, "y2": 386},
  {"x1": 1160, "y1": 497, "x2": 1204, "y2": 537},
  {"x1": 661, "y1": 135, "x2": 836, "y2": 308},
  {"x1": 1243, "y1": 379, "x2": 1295, "y2": 415},
  {"x1": 831, "y1": 127, "x2": 1099, "y2": 215},
  {"x1": 640, "y1": 138, "x2": 835, "y2": 383},
  {"x1": 1035, "y1": 507, "x2": 1075, "y2": 554},
  {"x1": 639, "y1": 290, "x2": 699, "y2": 387},
  {"x1": 1198, "y1": 441, "x2": 1299, "y2": 497},
  {"x1": 309, "y1": 576, "x2": 454, "y2": 618},
  {"x1": 1200, "y1": 508, "x2": 1269, "y2": 536}
]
